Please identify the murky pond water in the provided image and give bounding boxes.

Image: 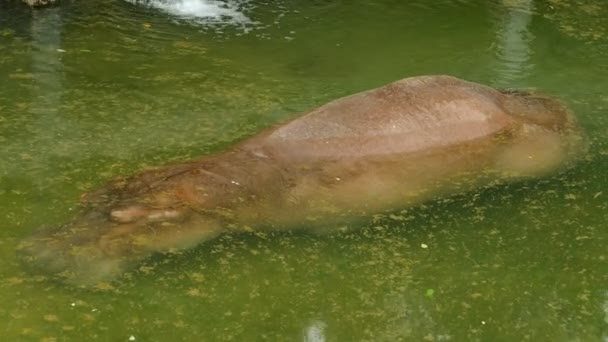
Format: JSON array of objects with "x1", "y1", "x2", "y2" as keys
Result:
[{"x1": 1, "y1": 0, "x2": 607, "y2": 340}]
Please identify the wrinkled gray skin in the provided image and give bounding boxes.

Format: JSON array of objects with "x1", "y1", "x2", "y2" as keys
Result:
[{"x1": 17, "y1": 75, "x2": 584, "y2": 285}]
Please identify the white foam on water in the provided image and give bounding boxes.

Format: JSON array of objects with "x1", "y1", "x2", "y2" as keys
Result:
[{"x1": 127, "y1": 0, "x2": 252, "y2": 26}]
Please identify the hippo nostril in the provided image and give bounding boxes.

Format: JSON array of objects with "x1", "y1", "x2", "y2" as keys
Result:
[{"x1": 110, "y1": 205, "x2": 149, "y2": 223}]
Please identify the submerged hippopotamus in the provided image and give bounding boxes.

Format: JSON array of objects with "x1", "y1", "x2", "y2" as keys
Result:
[{"x1": 18, "y1": 75, "x2": 583, "y2": 285}]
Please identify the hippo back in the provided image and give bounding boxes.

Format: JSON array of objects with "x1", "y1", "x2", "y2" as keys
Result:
[{"x1": 252, "y1": 75, "x2": 515, "y2": 160}]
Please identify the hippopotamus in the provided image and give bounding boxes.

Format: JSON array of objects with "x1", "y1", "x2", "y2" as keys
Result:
[{"x1": 17, "y1": 75, "x2": 583, "y2": 285}]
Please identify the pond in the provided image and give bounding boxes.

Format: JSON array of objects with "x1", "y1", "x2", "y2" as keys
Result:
[{"x1": 0, "y1": 0, "x2": 607, "y2": 340}]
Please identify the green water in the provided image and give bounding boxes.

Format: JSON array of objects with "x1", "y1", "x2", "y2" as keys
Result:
[{"x1": 1, "y1": 0, "x2": 607, "y2": 340}]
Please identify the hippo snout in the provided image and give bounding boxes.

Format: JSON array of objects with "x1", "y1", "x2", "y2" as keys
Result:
[
  {"x1": 17, "y1": 224, "x2": 132, "y2": 285},
  {"x1": 17, "y1": 206, "x2": 224, "y2": 285}
]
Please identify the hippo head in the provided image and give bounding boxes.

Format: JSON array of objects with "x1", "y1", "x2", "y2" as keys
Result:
[{"x1": 17, "y1": 169, "x2": 227, "y2": 286}]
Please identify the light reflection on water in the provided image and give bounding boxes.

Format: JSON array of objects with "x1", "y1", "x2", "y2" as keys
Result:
[
  {"x1": 124, "y1": 0, "x2": 253, "y2": 26},
  {"x1": 0, "y1": 0, "x2": 607, "y2": 340},
  {"x1": 491, "y1": 0, "x2": 535, "y2": 87},
  {"x1": 303, "y1": 320, "x2": 326, "y2": 342}
]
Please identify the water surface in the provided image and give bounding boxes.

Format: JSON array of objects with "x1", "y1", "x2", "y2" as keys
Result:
[{"x1": 0, "y1": 0, "x2": 607, "y2": 340}]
